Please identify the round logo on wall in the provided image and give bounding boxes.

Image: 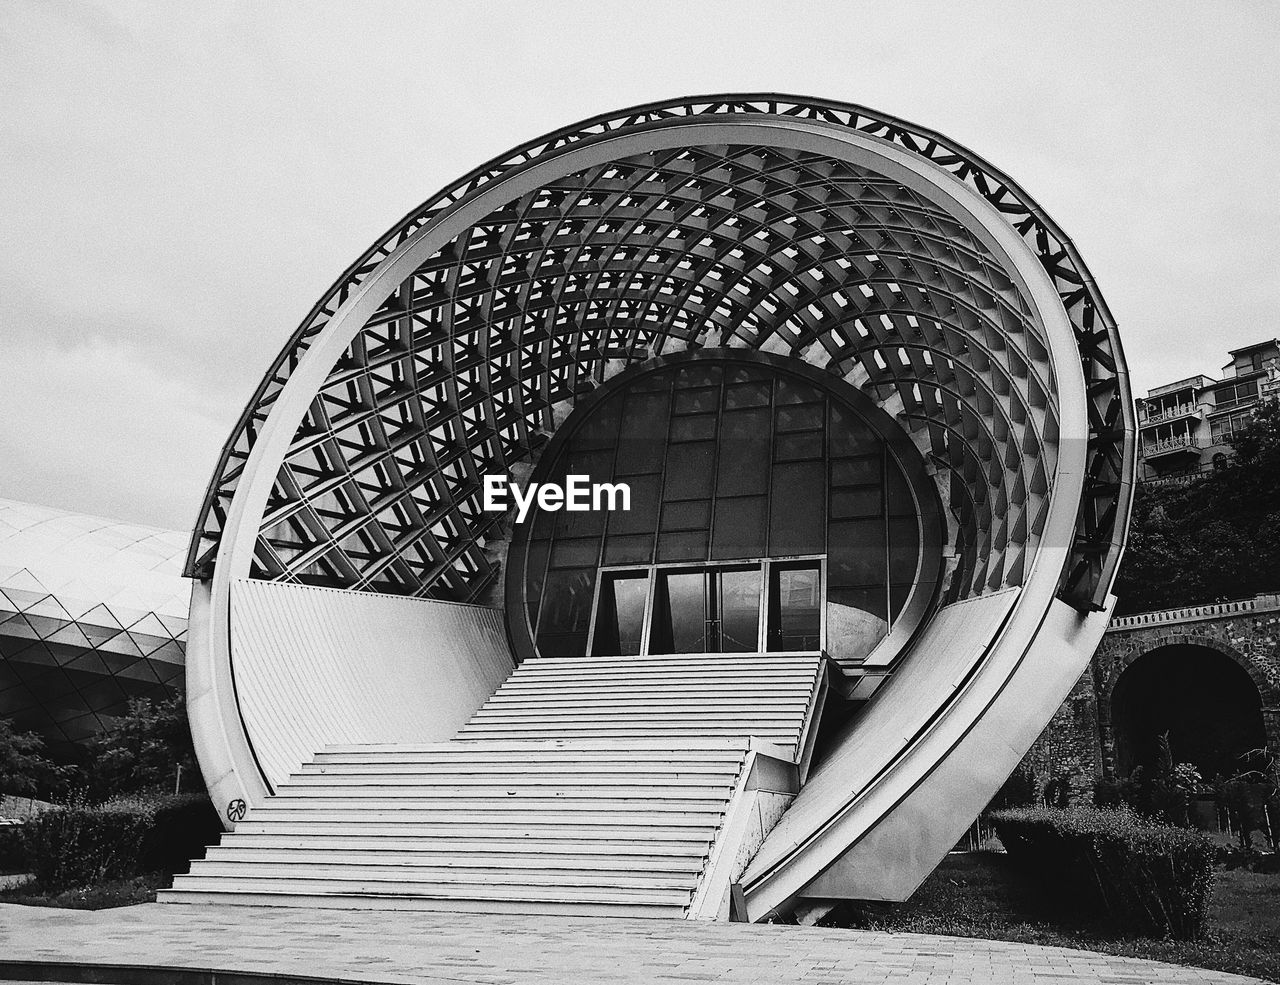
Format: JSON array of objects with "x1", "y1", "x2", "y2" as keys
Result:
[{"x1": 226, "y1": 798, "x2": 247, "y2": 823}]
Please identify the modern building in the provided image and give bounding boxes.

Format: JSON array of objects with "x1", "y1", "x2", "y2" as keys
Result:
[
  {"x1": 1136, "y1": 338, "x2": 1280, "y2": 485},
  {"x1": 164, "y1": 95, "x2": 1135, "y2": 920},
  {"x1": 0, "y1": 498, "x2": 189, "y2": 762}
]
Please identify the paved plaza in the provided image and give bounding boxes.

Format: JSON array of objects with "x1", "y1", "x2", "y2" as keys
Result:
[{"x1": 0, "y1": 903, "x2": 1267, "y2": 985}]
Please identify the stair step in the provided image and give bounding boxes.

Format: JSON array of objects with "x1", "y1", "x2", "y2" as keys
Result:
[
  {"x1": 220, "y1": 834, "x2": 715, "y2": 855},
  {"x1": 246, "y1": 805, "x2": 727, "y2": 823},
  {"x1": 295, "y1": 764, "x2": 740, "y2": 781},
  {"x1": 159, "y1": 890, "x2": 683, "y2": 918},
  {"x1": 167, "y1": 876, "x2": 693, "y2": 906},
  {"x1": 189, "y1": 862, "x2": 697, "y2": 889},
  {"x1": 231, "y1": 821, "x2": 720, "y2": 839},
  {"x1": 205, "y1": 847, "x2": 705, "y2": 871},
  {"x1": 274, "y1": 783, "x2": 737, "y2": 800}
]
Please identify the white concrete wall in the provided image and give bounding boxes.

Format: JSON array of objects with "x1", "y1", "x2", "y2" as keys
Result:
[{"x1": 228, "y1": 579, "x2": 513, "y2": 788}]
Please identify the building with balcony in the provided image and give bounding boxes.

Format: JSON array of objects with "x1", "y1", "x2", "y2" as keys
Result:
[{"x1": 1136, "y1": 339, "x2": 1280, "y2": 485}]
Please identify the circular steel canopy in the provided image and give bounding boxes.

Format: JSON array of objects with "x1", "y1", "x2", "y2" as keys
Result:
[{"x1": 186, "y1": 95, "x2": 1133, "y2": 613}]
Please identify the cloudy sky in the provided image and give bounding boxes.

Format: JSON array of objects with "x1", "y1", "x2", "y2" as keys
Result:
[{"x1": 2, "y1": 1, "x2": 1276, "y2": 531}]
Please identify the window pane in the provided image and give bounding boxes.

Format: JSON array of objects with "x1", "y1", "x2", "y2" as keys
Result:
[
  {"x1": 664, "y1": 442, "x2": 715, "y2": 500},
  {"x1": 768, "y1": 564, "x2": 821, "y2": 651},
  {"x1": 651, "y1": 571, "x2": 709, "y2": 654},
  {"x1": 656, "y1": 529, "x2": 708, "y2": 562},
  {"x1": 661, "y1": 500, "x2": 711, "y2": 531},
  {"x1": 831, "y1": 486, "x2": 881, "y2": 520},
  {"x1": 769, "y1": 461, "x2": 824, "y2": 555},
  {"x1": 592, "y1": 574, "x2": 648, "y2": 656},
  {"x1": 828, "y1": 519, "x2": 886, "y2": 588},
  {"x1": 670, "y1": 413, "x2": 717, "y2": 442},
  {"x1": 711, "y1": 496, "x2": 766, "y2": 559},
  {"x1": 602, "y1": 533, "x2": 653, "y2": 565},
  {"x1": 719, "y1": 568, "x2": 761, "y2": 652},
  {"x1": 827, "y1": 586, "x2": 888, "y2": 662},
  {"x1": 608, "y1": 474, "x2": 660, "y2": 534},
  {"x1": 717, "y1": 409, "x2": 770, "y2": 495},
  {"x1": 775, "y1": 431, "x2": 823, "y2": 461},
  {"x1": 776, "y1": 401, "x2": 823, "y2": 433},
  {"x1": 536, "y1": 567, "x2": 595, "y2": 657}
]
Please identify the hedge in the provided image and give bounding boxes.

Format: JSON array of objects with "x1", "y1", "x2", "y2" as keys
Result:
[
  {"x1": 20, "y1": 793, "x2": 222, "y2": 892},
  {"x1": 0, "y1": 823, "x2": 27, "y2": 872},
  {"x1": 992, "y1": 806, "x2": 1215, "y2": 940}
]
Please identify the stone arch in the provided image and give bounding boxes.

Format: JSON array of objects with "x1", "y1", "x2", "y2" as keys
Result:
[{"x1": 1098, "y1": 629, "x2": 1280, "y2": 782}]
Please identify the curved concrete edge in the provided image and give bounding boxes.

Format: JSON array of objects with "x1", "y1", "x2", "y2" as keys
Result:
[
  {"x1": 742, "y1": 593, "x2": 1114, "y2": 916},
  {"x1": 186, "y1": 578, "x2": 267, "y2": 829},
  {"x1": 229, "y1": 580, "x2": 513, "y2": 789},
  {"x1": 187, "y1": 579, "x2": 513, "y2": 824}
]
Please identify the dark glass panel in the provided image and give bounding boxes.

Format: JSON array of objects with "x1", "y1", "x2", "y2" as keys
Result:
[
  {"x1": 670, "y1": 414, "x2": 717, "y2": 442},
  {"x1": 776, "y1": 378, "x2": 822, "y2": 405},
  {"x1": 768, "y1": 564, "x2": 822, "y2": 651},
  {"x1": 536, "y1": 567, "x2": 596, "y2": 657},
  {"x1": 663, "y1": 442, "x2": 715, "y2": 500},
  {"x1": 831, "y1": 454, "x2": 882, "y2": 487},
  {"x1": 827, "y1": 518, "x2": 887, "y2": 588},
  {"x1": 776, "y1": 401, "x2": 824, "y2": 433},
  {"x1": 608, "y1": 474, "x2": 661, "y2": 534},
  {"x1": 575, "y1": 398, "x2": 621, "y2": 449},
  {"x1": 831, "y1": 486, "x2": 882, "y2": 520},
  {"x1": 602, "y1": 533, "x2": 654, "y2": 565},
  {"x1": 775, "y1": 432, "x2": 823, "y2": 462},
  {"x1": 523, "y1": 536, "x2": 551, "y2": 599},
  {"x1": 710, "y1": 496, "x2": 767, "y2": 559},
  {"x1": 592, "y1": 574, "x2": 649, "y2": 656},
  {"x1": 717, "y1": 409, "x2": 770, "y2": 496},
  {"x1": 719, "y1": 568, "x2": 762, "y2": 652},
  {"x1": 674, "y1": 385, "x2": 720, "y2": 415},
  {"x1": 768, "y1": 461, "x2": 824, "y2": 555},
  {"x1": 829, "y1": 407, "x2": 877, "y2": 456},
  {"x1": 617, "y1": 390, "x2": 671, "y2": 475},
  {"x1": 656, "y1": 529, "x2": 708, "y2": 562},
  {"x1": 886, "y1": 462, "x2": 916, "y2": 516},
  {"x1": 724, "y1": 381, "x2": 771, "y2": 409},
  {"x1": 661, "y1": 500, "x2": 711, "y2": 531},
  {"x1": 650, "y1": 571, "x2": 709, "y2": 654},
  {"x1": 826, "y1": 585, "x2": 888, "y2": 662},
  {"x1": 888, "y1": 516, "x2": 921, "y2": 583},
  {"x1": 675, "y1": 364, "x2": 722, "y2": 389},
  {"x1": 550, "y1": 537, "x2": 599, "y2": 569}
]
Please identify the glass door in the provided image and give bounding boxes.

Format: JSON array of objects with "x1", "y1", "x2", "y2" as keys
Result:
[{"x1": 649, "y1": 566, "x2": 761, "y2": 654}]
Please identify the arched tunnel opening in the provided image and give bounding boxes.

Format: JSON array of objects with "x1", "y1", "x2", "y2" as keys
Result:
[{"x1": 1111, "y1": 644, "x2": 1267, "y2": 783}]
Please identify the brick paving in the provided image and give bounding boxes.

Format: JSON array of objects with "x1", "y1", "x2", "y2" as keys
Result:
[{"x1": 0, "y1": 902, "x2": 1267, "y2": 985}]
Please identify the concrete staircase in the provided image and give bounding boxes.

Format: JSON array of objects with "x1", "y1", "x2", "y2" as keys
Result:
[{"x1": 162, "y1": 652, "x2": 827, "y2": 917}]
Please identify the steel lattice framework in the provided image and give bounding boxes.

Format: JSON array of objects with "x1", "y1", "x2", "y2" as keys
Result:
[{"x1": 185, "y1": 95, "x2": 1133, "y2": 611}]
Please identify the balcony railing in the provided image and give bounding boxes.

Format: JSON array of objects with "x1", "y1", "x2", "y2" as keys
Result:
[
  {"x1": 1141, "y1": 433, "x2": 1201, "y2": 457},
  {"x1": 1140, "y1": 403, "x2": 1197, "y2": 426}
]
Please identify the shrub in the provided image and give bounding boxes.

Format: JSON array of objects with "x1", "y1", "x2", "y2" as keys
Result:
[
  {"x1": 992, "y1": 806, "x2": 1215, "y2": 940},
  {"x1": 0, "y1": 823, "x2": 28, "y2": 872},
  {"x1": 24, "y1": 797, "x2": 156, "y2": 890},
  {"x1": 21, "y1": 792, "x2": 221, "y2": 891},
  {"x1": 141, "y1": 793, "x2": 222, "y2": 873}
]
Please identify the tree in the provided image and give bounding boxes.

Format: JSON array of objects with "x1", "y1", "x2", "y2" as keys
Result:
[
  {"x1": 1115, "y1": 397, "x2": 1280, "y2": 614},
  {"x1": 0, "y1": 718, "x2": 67, "y2": 799},
  {"x1": 89, "y1": 695, "x2": 200, "y2": 798}
]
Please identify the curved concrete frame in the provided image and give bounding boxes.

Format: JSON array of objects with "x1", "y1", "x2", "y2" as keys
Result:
[{"x1": 185, "y1": 101, "x2": 1130, "y2": 915}]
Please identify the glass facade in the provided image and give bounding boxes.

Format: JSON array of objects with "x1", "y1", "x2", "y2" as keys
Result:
[{"x1": 518, "y1": 358, "x2": 929, "y2": 661}]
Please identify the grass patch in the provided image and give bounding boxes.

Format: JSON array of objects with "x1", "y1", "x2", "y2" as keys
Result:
[
  {"x1": 0, "y1": 870, "x2": 170, "y2": 909},
  {"x1": 819, "y1": 853, "x2": 1280, "y2": 982}
]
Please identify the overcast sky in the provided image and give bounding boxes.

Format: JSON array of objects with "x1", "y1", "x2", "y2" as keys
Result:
[{"x1": 2, "y1": 1, "x2": 1276, "y2": 531}]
